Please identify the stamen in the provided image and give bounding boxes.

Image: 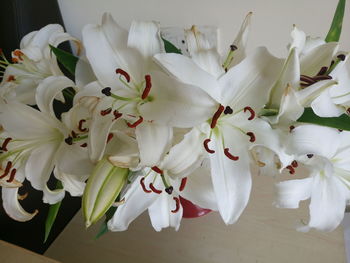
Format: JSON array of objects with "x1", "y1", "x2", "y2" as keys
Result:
[
  {"x1": 224, "y1": 148, "x2": 239, "y2": 161},
  {"x1": 100, "y1": 108, "x2": 112, "y2": 116},
  {"x1": 71, "y1": 131, "x2": 78, "y2": 138},
  {"x1": 165, "y1": 186, "x2": 174, "y2": 195},
  {"x1": 1, "y1": 137, "x2": 12, "y2": 151},
  {"x1": 203, "y1": 139, "x2": 215, "y2": 154},
  {"x1": 243, "y1": 106, "x2": 255, "y2": 120},
  {"x1": 289, "y1": 125, "x2": 295, "y2": 132},
  {"x1": 312, "y1": 75, "x2": 332, "y2": 81},
  {"x1": 151, "y1": 166, "x2": 163, "y2": 174},
  {"x1": 116, "y1": 68, "x2": 131, "y2": 83},
  {"x1": 291, "y1": 160, "x2": 298, "y2": 168},
  {"x1": 80, "y1": 143, "x2": 88, "y2": 147},
  {"x1": 210, "y1": 105, "x2": 225, "y2": 128},
  {"x1": 337, "y1": 54, "x2": 346, "y2": 61},
  {"x1": 13, "y1": 50, "x2": 24, "y2": 59},
  {"x1": 339, "y1": 129, "x2": 343, "y2": 132},
  {"x1": 6, "y1": 168, "x2": 16, "y2": 183},
  {"x1": 230, "y1": 44, "x2": 238, "y2": 51},
  {"x1": 286, "y1": 165, "x2": 295, "y2": 174},
  {"x1": 149, "y1": 183, "x2": 162, "y2": 194},
  {"x1": 300, "y1": 75, "x2": 316, "y2": 84},
  {"x1": 246, "y1": 132, "x2": 256, "y2": 142},
  {"x1": 171, "y1": 197, "x2": 180, "y2": 213},
  {"x1": 140, "y1": 177, "x2": 152, "y2": 193},
  {"x1": 107, "y1": 133, "x2": 114, "y2": 143},
  {"x1": 113, "y1": 110, "x2": 122, "y2": 120},
  {"x1": 347, "y1": 108, "x2": 350, "y2": 115},
  {"x1": 307, "y1": 154, "x2": 314, "y2": 159},
  {"x1": 224, "y1": 106, "x2": 233, "y2": 115},
  {"x1": 78, "y1": 119, "x2": 88, "y2": 132},
  {"x1": 141, "y1": 75, "x2": 152, "y2": 99},
  {"x1": 127, "y1": 116, "x2": 143, "y2": 128},
  {"x1": 65, "y1": 136, "x2": 73, "y2": 145},
  {"x1": 179, "y1": 177, "x2": 187, "y2": 192},
  {"x1": 12, "y1": 57, "x2": 19, "y2": 63},
  {"x1": 7, "y1": 75, "x2": 15, "y2": 82},
  {"x1": 316, "y1": 66, "x2": 328, "y2": 76},
  {"x1": 101, "y1": 87, "x2": 112, "y2": 96},
  {"x1": 0, "y1": 161, "x2": 12, "y2": 179}
]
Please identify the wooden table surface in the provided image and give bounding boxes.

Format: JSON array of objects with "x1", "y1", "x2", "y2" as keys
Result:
[{"x1": 45, "y1": 174, "x2": 346, "y2": 263}]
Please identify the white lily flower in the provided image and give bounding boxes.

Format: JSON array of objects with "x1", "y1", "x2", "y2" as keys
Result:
[
  {"x1": 0, "y1": 24, "x2": 79, "y2": 105},
  {"x1": 81, "y1": 14, "x2": 217, "y2": 166},
  {"x1": 0, "y1": 76, "x2": 92, "y2": 208},
  {"x1": 154, "y1": 23, "x2": 286, "y2": 224},
  {"x1": 276, "y1": 125, "x2": 350, "y2": 232}
]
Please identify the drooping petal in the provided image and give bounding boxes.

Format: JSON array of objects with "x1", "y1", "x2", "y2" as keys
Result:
[
  {"x1": 36, "y1": 76, "x2": 75, "y2": 117},
  {"x1": 54, "y1": 167, "x2": 86, "y2": 197},
  {"x1": 311, "y1": 89, "x2": 344, "y2": 117},
  {"x1": 209, "y1": 127, "x2": 252, "y2": 224},
  {"x1": 300, "y1": 175, "x2": 349, "y2": 232},
  {"x1": 219, "y1": 47, "x2": 284, "y2": 111},
  {"x1": 2, "y1": 187, "x2": 38, "y2": 222},
  {"x1": 139, "y1": 71, "x2": 217, "y2": 128},
  {"x1": 108, "y1": 175, "x2": 158, "y2": 231},
  {"x1": 287, "y1": 125, "x2": 341, "y2": 158},
  {"x1": 135, "y1": 122, "x2": 173, "y2": 167},
  {"x1": 153, "y1": 53, "x2": 222, "y2": 102},
  {"x1": 148, "y1": 192, "x2": 183, "y2": 231},
  {"x1": 275, "y1": 178, "x2": 312, "y2": 208}
]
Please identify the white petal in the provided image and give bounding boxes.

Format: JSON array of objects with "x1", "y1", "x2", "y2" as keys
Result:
[
  {"x1": 2, "y1": 187, "x2": 38, "y2": 222},
  {"x1": 75, "y1": 57, "x2": 97, "y2": 89},
  {"x1": 311, "y1": 89, "x2": 344, "y2": 117},
  {"x1": 275, "y1": 178, "x2": 312, "y2": 208},
  {"x1": 148, "y1": 192, "x2": 183, "y2": 231},
  {"x1": 209, "y1": 128, "x2": 252, "y2": 224},
  {"x1": 54, "y1": 167, "x2": 86, "y2": 197},
  {"x1": 108, "y1": 175, "x2": 158, "y2": 231},
  {"x1": 289, "y1": 25, "x2": 306, "y2": 53},
  {"x1": 135, "y1": 122, "x2": 173, "y2": 166},
  {"x1": 139, "y1": 71, "x2": 217, "y2": 128},
  {"x1": 288, "y1": 125, "x2": 341, "y2": 158},
  {"x1": 153, "y1": 53, "x2": 222, "y2": 102},
  {"x1": 219, "y1": 47, "x2": 284, "y2": 111},
  {"x1": 36, "y1": 76, "x2": 75, "y2": 117},
  {"x1": 128, "y1": 21, "x2": 163, "y2": 59}
]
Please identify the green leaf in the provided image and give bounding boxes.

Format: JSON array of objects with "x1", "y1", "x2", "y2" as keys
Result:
[
  {"x1": 162, "y1": 37, "x2": 182, "y2": 54},
  {"x1": 49, "y1": 45, "x2": 79, "y2": 75},
  {"x1": 325, "y1": 0, "x2": 346, "y2": 42},
  {"x1": 44, "y1": 181, "x2": 63, "y2": 243},
  {"x1": 297, "y1": 107, "x2": 350, "y2": 131},
  {"x1": 94, "y1": 205, "x2": 117, "y2": 240}
]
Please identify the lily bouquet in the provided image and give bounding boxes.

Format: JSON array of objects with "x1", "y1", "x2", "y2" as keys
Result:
[{"x1": 0, "y1": 0, "x2": 349, "y2": 240}]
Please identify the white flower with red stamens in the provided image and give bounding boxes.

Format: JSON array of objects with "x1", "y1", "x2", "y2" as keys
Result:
[
  {"x1": 154, "y1": 23, "x2": 287, "y2": 224},
  {"x1": 0, "y1": 24, "x2": 79, "y2": 105},
  {"x1": 276, "y1": 125, "x2": 350, "y2": 232},
  {"x1": 81, "y1": 13, "x2": 217, "y2": 166}
]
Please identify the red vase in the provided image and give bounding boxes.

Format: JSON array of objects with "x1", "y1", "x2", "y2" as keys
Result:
[{"x1": 179, "y1": 196, "x2": 212, "y2": 218}]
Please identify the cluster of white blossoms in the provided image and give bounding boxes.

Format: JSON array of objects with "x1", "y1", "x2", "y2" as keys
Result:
[{"x1": 1, "y1": 12, "x2": 350, "y2": 233}]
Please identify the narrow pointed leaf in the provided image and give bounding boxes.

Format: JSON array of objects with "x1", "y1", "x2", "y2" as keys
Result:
[
  {"x1": 325, "y1": 0, "x2": 346, "y2": 42},
  {"x1": 44, "y1": 181, "x2": 63, "y2": 243},
  {"x1": 49, "y1": 45, "x2": 79, "y2": 75},
  {"x1": 298, "y1": 107, "x2": 350, "y2": 131},
  {"x1": 162, "y1": 37, "x2": 182, "y2": 54},
  {"x1": 82, "y1": 158, "x2": 129, "y2": 227}
]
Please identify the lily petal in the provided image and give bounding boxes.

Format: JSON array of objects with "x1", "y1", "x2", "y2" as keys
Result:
[
  {"x1": 311, "y1": 89, "x2": 344, "y2": 117},
  {"x1": 275, "y1": 178, "x2": 312, "y2": 208}
]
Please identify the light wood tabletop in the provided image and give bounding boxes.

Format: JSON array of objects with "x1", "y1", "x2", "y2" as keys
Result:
[{"x1": 45, "y1": 174, "x2": 346, "y2": 263}]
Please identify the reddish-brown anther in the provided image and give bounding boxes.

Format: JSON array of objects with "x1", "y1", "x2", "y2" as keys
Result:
[
  {"x1": 140, "y1": 177, "x2": 152, "y2": 193},
  {"x1": 171, "y1": 197, "x2": 180, "y2": 213},
  {"x1": 141, "y1": 75, "x2": 152, "y2": 99},
  {"x1": 224, "y1": 148, "x2": 239, "y2": 161},
  {"x1": 113, "y1": 110, "x2": 122, "y2": 120},
  {"x1": 243, "y1": 106, "x2": 255, "y2": 120},
  {"x1": 179, "y1": 177, "x2": 187, "y2": 192},
  {"x1": 100, "y1": 108, "x2": 112, "y2": 116},
  {"x1": 0, "y1": 161, "x2": 12, "y2": 179},
  {"x1": 127, "y1": 116, "x2": 143, "y2": 128},
  {"x1": 1, "y1": 138, "x2": 12, "y2": 151},
  {"x1": 7, "y1": 75, "x2": 15, "y2": 82},
  {"x1": 6, "y1": 168, "x2": 16, "y2": 183},
  {"x1": 286, "y1": 165, "x2": 295, "y2": 174},
  {"x1": 151, "y1": 166, "x2": 163, "y2": 174},
  {"x1": 149, "y1": 183, "x2": 162, "y2": 194},
  {"x1": 78, "y1": 119, "x2": 88, "y2": 132},
  {"x1": 289, "y1": 125, "x2": 295, "y2": 132},
  {"x1": 203, "y1": 139, "x2": 215, "y2": 154},
  {"x1": 107, "y1": 133, "x2": 114, "y2": 143},
  {"x1": 246, "y1": 132, "x2": 256, "y2": 142},
  {"x1": 291, "y1": 160, "x2": 298, "y2": 168},
  {"x1": 210, "y1": 105, "x2": 225, "y2": 128},
  {"x1": 80, "y1": 143, "x2": 88, "y2": 148},
  {"x1": 116, "y1": 68, "x2": 131, "y2": 83}
]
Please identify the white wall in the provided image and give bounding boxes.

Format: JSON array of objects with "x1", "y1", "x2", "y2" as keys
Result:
[{"x1": 58, "y1": 0, "x2": 350, "y2": 57}]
